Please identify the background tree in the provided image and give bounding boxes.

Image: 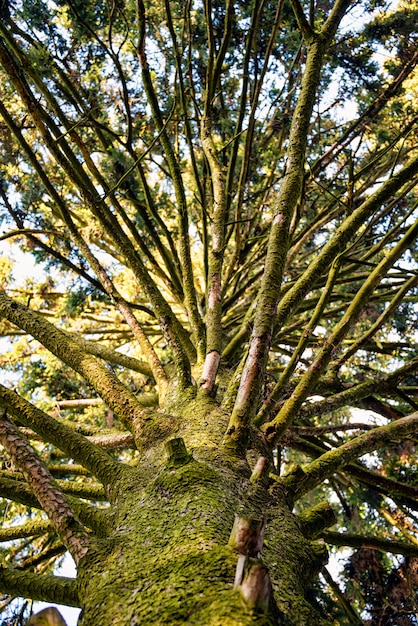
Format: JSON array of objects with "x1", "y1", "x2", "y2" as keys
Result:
[{"x1": 0, "y1": 0, "x2": 417, "y2": 624}]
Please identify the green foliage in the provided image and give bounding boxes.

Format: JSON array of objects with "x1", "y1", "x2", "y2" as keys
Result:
[{"x1": 19, "y1": 359, "x2": 93, "y2": 402}]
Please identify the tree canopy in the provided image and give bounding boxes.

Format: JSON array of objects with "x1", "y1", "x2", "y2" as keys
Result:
[{"x1": 0, "y1": 0, "x2": 417, "y2": 624}]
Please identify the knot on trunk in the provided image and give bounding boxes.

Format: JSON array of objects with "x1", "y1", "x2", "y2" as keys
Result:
[
  {"x1": 228, "y1": 515, "x2": 272, "y2": 613},
  {"x1": 164, "y1": 437, "x2": 193, "y2": 467}
]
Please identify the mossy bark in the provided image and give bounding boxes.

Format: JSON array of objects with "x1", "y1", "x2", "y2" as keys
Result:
[{"x1": 74, "y1": 399, "x2": 332, "y2": 625}]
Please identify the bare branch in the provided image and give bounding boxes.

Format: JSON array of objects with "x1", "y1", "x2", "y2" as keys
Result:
[{"x1": 0, "y1": 411, "x2": 90, "y2": 564}]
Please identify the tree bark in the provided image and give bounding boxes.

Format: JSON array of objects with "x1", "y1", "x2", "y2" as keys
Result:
[{"x1": 72, "y1": 399, "x2": 331, "y2": 625}]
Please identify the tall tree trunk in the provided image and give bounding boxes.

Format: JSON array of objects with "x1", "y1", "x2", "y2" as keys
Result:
[{"x1": 76, "y1": 399, "x2": 330, "y2": 625}]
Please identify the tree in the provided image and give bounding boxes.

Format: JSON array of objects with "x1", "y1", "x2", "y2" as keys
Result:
[{"x1": 0, "y1": 0, "x2": 417, "y2": 623}]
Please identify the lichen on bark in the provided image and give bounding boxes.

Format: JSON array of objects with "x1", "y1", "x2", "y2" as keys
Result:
[{"x1": 71, "y1": 397, "x2": 333, "y2": 625}]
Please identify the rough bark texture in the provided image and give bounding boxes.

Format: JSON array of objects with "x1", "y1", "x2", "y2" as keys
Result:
[{"x1": 71, "y1": 398, "x2": 331, "y2": 626}]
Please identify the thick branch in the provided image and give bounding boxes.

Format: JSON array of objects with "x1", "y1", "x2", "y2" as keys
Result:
[
  {"x1": 285, "y1": 411, "x2": 418, "y2": 497},
  {"x1": 0, "y1": 568, "x2": 79, "y2": 607},
  {"x1": 0, "y1": 412, "x2": 90, "y2": 564},
  {"x1": 0, "y1": 291, "x2": 149, "y2": 444},
  {"x1": 322, "y1": 531, "x2": 418, "y2": 557},
  {"x1": 224, "y1": 22, "x2": 350, "y2": 452},
  {"x1": 281, "y1": 431, "x2": 418, "y2": 505},
  {"x1": 0, "y1": 470, "x2": 106, "y2": 501},
  {"x1": 0, "y1": 476, "x2": 108, "y2": 536},
  {"x1": 0, "y1": 520, "x2": 54, "y2": 542},
  {"x1": 200, "y1": 110, "x2": 226, "y2": 389},
  {"x1": 0, "y1": 383, "x2": 123, "y2": 485},
  {"x1": 255, "y1": 260, "x2": 339, "y2": 426}
]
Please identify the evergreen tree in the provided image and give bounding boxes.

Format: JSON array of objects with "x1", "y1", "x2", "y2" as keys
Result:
[{"x1": 0, "y1": 0, "x2": 417, "y2": 623}]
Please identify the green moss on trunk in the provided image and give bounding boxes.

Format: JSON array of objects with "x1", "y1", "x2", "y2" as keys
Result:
[{"x1": 75, "y1": 400, "x2": 332, "y2": 625}]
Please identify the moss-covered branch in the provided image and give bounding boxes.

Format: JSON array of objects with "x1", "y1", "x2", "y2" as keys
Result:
[
  {"x1": 67, "y1": 334, "x2": 154, "y2": 377},
  {"x1": 0, "y1": 519, "x2": 54, "y2": 542},
  {"x1": 347, "y1": 463, "x2": 418, "y2": 504},
  {"x1": 255, "y1": 260, "x2": 339, "y2": 426},
  {"x1": 0, "y1": 567, "x2": 79, "y2": 607},
  {"x1": 200, "y1": 111, "x2": 227, "y2": 391},
  {"x1": 264, "y1": 217, "x2": 418, "y2": 441},
  {"x1": 136, "y1": 0, "x2": 204, "y2": 363},
  {"x1": 0, "y1": 383, "x2": 123, "y2": 485},
  {"x1": 281, "y1": 430, "x2": 418, "y2": 505},
  {"x1": 223, "y1": 1, "x2": 352, "y2": 453},
  {"x1": 53, "y1": 204, "x2": 168, "y2": 392},
  {"x1": 297, "y1": 502, "x2": 336, "y2": 539},
  {"x1": 334, "y1": 275, "x2": 418, "y2": 370},
  {"x1": 0, "y1": 34, "x2": 195, "y2": 385},
  {"x1": 0, "y1": 470, "x2": 106, "y2": 501},
  {"x1": 0, "y1": 475, "x2": 107, "y2": 535},
  {"x1": 0, "y1": 108, "x2": 168, "y2": 382},
  {"x1": 299, "y1": 354, "x2": 418, "y2": 420},
  {"x1": 322, "y1": 531, "x2": 418, "y2": 557},
  {"x1": 289, "y1": 0, "x2": 314, "y2": 40},
  {"x1": 274, "y1": 153, "x2": 418, "y2": 336},
  {"x1": 285, "y1": 411, "x2": 418, "y2": 497},
  {"x1": 0, "y1": 291, "x2": 152, "y2": 444},
  {"x1": 18, "y1": 425, "x2": 137, "y2": 451}
]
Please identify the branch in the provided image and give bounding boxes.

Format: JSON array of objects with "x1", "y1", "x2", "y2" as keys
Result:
[
  {"x1": 297, "y1": 502, "x2": 336, "y2": 539},
  {"x1": 0, "y1": 520, "x2": 54, "y2": 542},
  {"x1": 0, "y1": 568, "x2": 79, "y2": 608},
  {"x1": 223, "y1": 13, "x2": 351, "y2": 453},
  {"x1": 0, "y1": 476, "x2": 107, "y2": 535},
  {"x1": 0, "y1": 292, "x2": 151, "y2": 444},
  {"x1": 0, "y1": 35, "x2": 196, "y2": 382},
  {"x1": 200, "y1": 114, "x2": 227, "y2": 392},
  {"x1": 310, "y1": 49, "x2": 418, "y2": 177},
  {"x1": 50, "y1": 212, "x2": 168, "y2": 391},
  {"x1": 333, "y1": 272, "x2": 418, "y2": 369},
  {"x1": 0, "y1": 470, "x2": 106, "y2": 501},
  {"x1": 289, "y1": 0, "x2": 314, "y2": 40},
  {"x1": 347, "y1": 463, "x2": 418, "y2": 505},
  {"x1": 299, "y1": 354, "x2": 418, "y2": 421},
  {"x1": 280, "y1": 430, "x2": 418, "y2": 505},
  {"x1": 0, "y1": 383, "x2": 123, "y2": 486},
  {"x1": 136, "y1": 0, "x2": 204, "y2": 363},
  {"x1": 264, "y1": 216, "x2": 418, "y2": 441},
  {"x1": 321, "y1": 567, "x2": 363, "y2": 626},
  {"x1": 64, "y1": 334, "x2": 154, "y2": 378},
  {"x1": 274, "y1": 152, "x2": 418, "y2": 336},
  {"x1": 322, "y1": 531, "x2": 418, "y2": 557},
  {"x1": 0, "y1": 186, "x2": 106, "y2": 294},
  {"x1": 224, "y1": 0, "x2": 277, "y2": 236},
  {"x1": 0, "y1": 412, "x2": 90, "y2": 564},
  {"x1": 285, "y1": 411, "x2": 418, "y2": 497},
  {"x1": 255, "y1": 260, "x2": 339, "y2": 426},
  {"x1": 321, "y1": 0, "x2": 354, "y2": 40}
]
